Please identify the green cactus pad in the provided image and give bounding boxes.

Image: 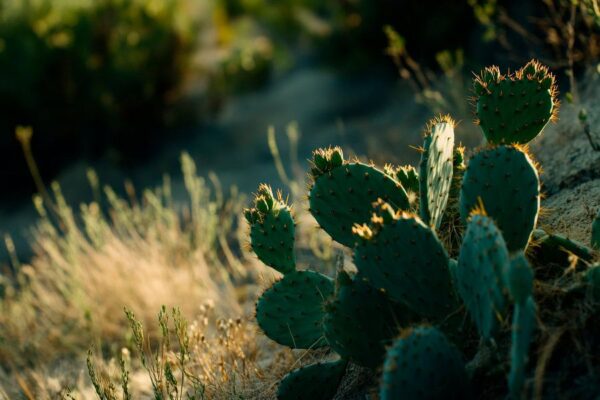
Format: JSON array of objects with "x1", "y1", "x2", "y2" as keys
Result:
[
  {"x1": 390, "y1": 164, "x2": 419, "y2": 196},
  {"x1": 507, "y1": 253, "x2": 534, "y2": 305},
  {"x1": 473, "y1": 60, "x2": 557, "y2": 145},
  {"x1": 256, "y1": 270, "x2": 334, "y2": 349},
  {"x1": 324, "y1": 272, "x2": 412, "y2": 367},
  {"x1": 456, "y1": 213, "x2": 510, "y2": 340},
  {"x1": 277, "y1": 359, "x2": 348, "y2": 400},
  {"x1": 246, "y1": 184, "x2": 296, "y2": 274},
  {"x1": 419, "y1": 117, "x2": 455, "y2": 230},
  {"x1": 459, "y1": 145, "x2": 540, "y2": 252},
  {"x1": 508, "y1": 297, "x2": 537, "y2": 400},
  {"x1": 592, "y1": 209, "x2": 600, "y2": 250},
  {"x1": 380, "y1": 326, "x2": 469, "y2": 400},
  {"x1": 309, "y1": 154, "x2": 410, "y2": 247},
  {"x1": 353, "y1": 208, "x2": 458, "y2": 319}
]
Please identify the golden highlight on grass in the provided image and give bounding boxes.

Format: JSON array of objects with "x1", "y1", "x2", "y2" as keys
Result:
[
  {"x1": 0, "y1": 153, "x2": 251, "y2": 396},
  {"x1": 0, "y1": 144, "x2": 336, "y2": 399}
]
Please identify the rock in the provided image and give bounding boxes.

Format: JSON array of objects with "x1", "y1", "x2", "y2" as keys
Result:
[{"x1": 532, "y1": 69, "x2": 600, "y2": 245}]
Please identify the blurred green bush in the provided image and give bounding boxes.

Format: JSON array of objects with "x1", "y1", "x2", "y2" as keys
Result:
[
  {"x1": 0, "y1": 0, "x2": 199, "y2": 198},
  {"x1": 216, "y1": 0, "x2": 476, "y2": 71}
]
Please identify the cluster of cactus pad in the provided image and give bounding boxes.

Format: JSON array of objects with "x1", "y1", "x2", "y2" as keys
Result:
[{"x1": 244, "y1": 60, "x2": 600, "y2": 399}]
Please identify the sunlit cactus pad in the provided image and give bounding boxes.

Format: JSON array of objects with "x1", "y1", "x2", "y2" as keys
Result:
[
  {"x1": 473, "y1": 60, "x2": 557, "y2": 145},
  {"x1": 256, "y1": 270, "x2": 334, "y2": 349},
  {"x1": 277, "y1": 359, "x2": 348, "y2": 400},
  {"x1": 246, "y1": 184, "x2": 296, "y2": 274},
  {"x1": 460, "y1": 145, "x2": 540, "y2": 251},
  {"x1": 419, "y1": 116, "x2": 455, "y2": 230},
  {"x1": 309, "y1": 147, "x2": 409, "y2": 247},
  {"x1": 380, "y1": 326, "x2": 469, "y2": 400}
]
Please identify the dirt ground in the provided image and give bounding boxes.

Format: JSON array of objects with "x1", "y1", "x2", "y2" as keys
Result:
[{"x1": 532, "y1": 70, "x2": 600, "y2": 245}]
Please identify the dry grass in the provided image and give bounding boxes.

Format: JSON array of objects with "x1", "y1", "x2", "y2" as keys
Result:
[
  {"x1": 0, "y1": 153, "x2": 255, "y2": 397},
  {"x1": 0, "y1": 141, "x2": 336, "y2": 399}
]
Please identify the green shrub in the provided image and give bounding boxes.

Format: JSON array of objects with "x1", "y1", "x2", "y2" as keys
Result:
[{"x1": 0, "y1": 0, "x2": 199, "y2": 195}]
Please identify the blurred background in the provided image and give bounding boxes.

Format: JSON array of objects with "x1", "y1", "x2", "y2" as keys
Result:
[{"x1": 1, "y1": 0, "x2": 598, "y2": 262}]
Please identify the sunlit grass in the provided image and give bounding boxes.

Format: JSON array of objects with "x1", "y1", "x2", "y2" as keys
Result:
[
  {"x1": 0, "y1": 153, "x2": 256, "y2": 397},
  {"x1": 0, "y1": 126, "x2": 338, "y2": 399}
]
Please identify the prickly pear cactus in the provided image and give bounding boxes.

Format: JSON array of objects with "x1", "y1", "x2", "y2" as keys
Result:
[
  {"x1": 309, "y1": 147, "x2": 409, "y2": 247},
  {"x1": 277, "y1": 359, "x2": 348, "y2": 400},
  {"x1": 353, "y1": 201, "x2": 458, "y2": 319},
  {"x1": 593, "y1": 209, "x2": 600, "y2": 250},
  {"x1": 418, "y1": 116, "x2": 455, "y2": 230},
  {"x1": 473, "y1": 60, "x2": 558, "y2": 145},
  {"x1": 256, "y1": 270, "x2": 334, "y2": 348},
  {"x1": 456, "y1": 213, "x2": 510, "y2": 339},
  {"x1": 459, "y1": 145, "x2": 540, "y2": 252},
  {"x1": 379, "y1": 326, "x2": 469, "y2": 400},
  {"x1": 245, "y1": 184, "x2": 296, "y2": 274},
  {"x1": 324, "y1": 271, "x2": 412, "y2": 367}
]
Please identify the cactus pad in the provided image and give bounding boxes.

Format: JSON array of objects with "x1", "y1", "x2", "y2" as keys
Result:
[
  {"x1": 460, "y1": 145, "x2": 540, "y2": 252},
  {"x1": 353, "y1": 205, "x2": 457, "y2": 319},
  {"x1": 389, "y1": 164, "x2": 419, "y2": 196},
  {"x1": 419, "y1": 117, "x2": 455, "y2": 230},
  {"x1": 380, "y1": 326, "x2": 469, "y2": 400},
  {"x1": 309, "y1": 148, "x2": 409, "y2": 247},
  {"x1": 508, "y1": 297, "x2": 537, "y2": 399},
  {"x1": 507, "y1": 253, "x2": 534, "y2": 305},
  {"x1": 473, "y1": 60, "x2": 557, "y2": 145},
  {"x1": 256, "y1": 270, "x2": 334, "y2": 349},
  {"x1": 324, "y1": 272, "x2": 412, "y2": 367},
  {"x1": 246, "y1": 184, "x2": 296, "y2": 274},
  {"x1": 457, "y1": 213, "x2": 510, "y2": 339},
  {"x1": 277, "y1": 359, "x2": 347, "y2": 400}
]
